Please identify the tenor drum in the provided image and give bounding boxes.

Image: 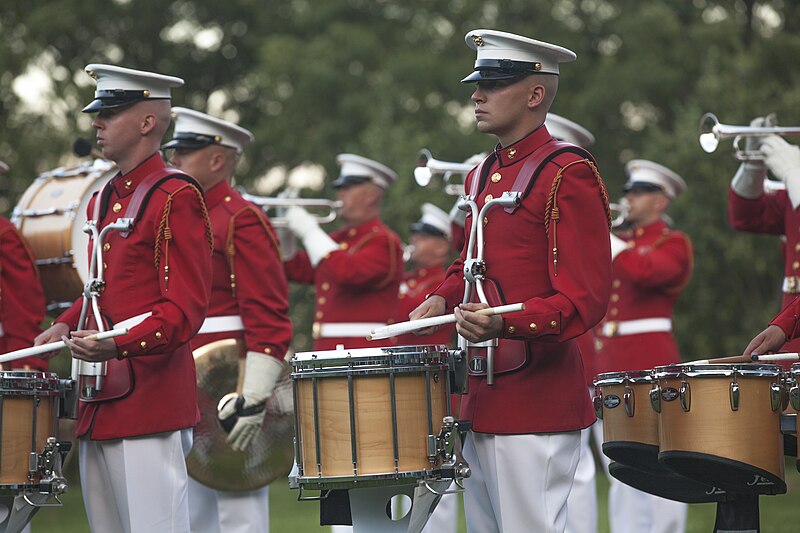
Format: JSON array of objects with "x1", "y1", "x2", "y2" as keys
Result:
[
  {"x1": 788, "y1": 364, "x2": 800, "y2": 470},
  {"x1": 291, "y1": 345, "x2": 450, "y2": 490},
  {"x1": 12, "y1": 160, "x2": 116, "y2": 309},
  {"x1": 0, "y1": 371, "x2": 63, "y2": 493},
  {"x1": 594, "y1": 370, "x2": 661, "y2": 473},
  {"x1": 607, "y1": 462, "x2": 729, "y2": 503},
  {"x1": 653, "y1": 363, "x2": 785, "y2": 495}
]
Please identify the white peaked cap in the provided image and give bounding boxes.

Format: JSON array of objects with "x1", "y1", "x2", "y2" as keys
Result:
[
  {"x1": 545, "y1": 113, "x2": 595, "y2": 147},
  {"x1": 624, "y1": 159, "x2": 687, "y2": 199},
  {"x1": 411, "y1": 203, "x2": 452, "y2": 240},
  {"x1": 334, "y1": 153, "x2": 398, "y2": 189},
  {"x1": 463, "y1": 29, "x2": 576, "y2": 82},
  {"x1": 164, "y1": 107, "x2": 254, "y2": 154},
  {"x1": 83, "y1": 64, "x2": 183, "y2": 113}
]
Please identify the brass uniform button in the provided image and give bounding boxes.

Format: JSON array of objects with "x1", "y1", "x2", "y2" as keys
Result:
[
  {"x1": 507, "y1": 325, "x2": 516, "y2": 335},
  {"x1": 794, "y1": 261, "x2": 800, "y2": 270},
  {"x1": 795, "y1": 243, "x2": 800, "y2": 252},
  {"x1": 121, "y1": 350, "x2": 129, "y2": 358},
  {"x1": 140, "y1": 341, "x2": 147, "y2": 349},
  {"x1": 483, "y1": 217, "x2": 489, "y2": 226},
  {"x1": 264, "y1": 347, "x2": 272, "y2": 355},
  {"x1": 611, "y1": 294, "x2": 620, "y2": 302},
  {"x1": 550, "y1": 320, "x2": 558, "y2": 329},
  {"x1": 103, "y1": 243, "x2": 111, "y2": 252},
  {"x1": 610, "y1": 308, "x2": 619, "y2": 317},
  {"x1": 321, "y1": 282, "x2": 330, "y2": 291},
  {"x1": 318, "y1": 296, "x2": 327, "y2": 305},
  {"x1": 485, "y1": 194, "x2": 494, "y2": 203},
  {"x1": 340, "y1": 243, "x2": 349, "y2": 250},
  {"x1": 491, "y1": 172, "x2": 502, "y2": 183},
  {"x1": 348, "y1": 228, "x2": 357, "y2": 237},
  {"x1": 507, "y1": 148, "x2": 517, "y2": 159},
  {"x1": 635, "y1": 228, "x2": 644, "y2": 237},
  {"x1": 124, "y1": 179, "x2": 132, "y2": 189},
  {"x1": 612, "y1": 279, "x2": 621, "y2": 288},
  {"x1": 315, "y1": 311, "x2": 324, "y2": 319},
  {"x1": 155, "y1": 332, "x2": 162, "y2": 339},
  {"x1": 112, "y1": 202, "x2": 122, "y2": 213},
  {"x1": 529, "y1": 322, "x2": 538, "y2": 332},
  {"x1": 312, "y1": 322, "x2": 321, "y2": 339}
]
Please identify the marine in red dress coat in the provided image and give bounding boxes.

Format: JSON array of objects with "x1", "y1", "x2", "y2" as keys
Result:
[
  {"x1": 0, "y1": 215, "x2": 48, "y2": 371},
  {"x1": 425, "y1": 124, "x2": 612, "y2": 435},
  {"x1": 283, "y1": 154, "x2": 403, "y2": 351},
  {"x1": 53, "y1": 152, "x2": 213, "y2": 440}
]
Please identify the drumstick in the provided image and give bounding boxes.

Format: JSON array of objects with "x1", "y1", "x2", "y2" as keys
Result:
[
  {"x1": 682, "y1": 352, "x2": 800, "y2": 365},
  {"x1": 367, "y1": 303, "x2": 525, "y2": 341},
  {"x1": 0, "y1": 328, "x2": 129, "y2": 364}
]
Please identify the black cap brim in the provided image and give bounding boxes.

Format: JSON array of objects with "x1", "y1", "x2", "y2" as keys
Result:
[
  {"x1": 81, "y1": 97, "x2": 144, "y2": 114},
  {"x1": 623, "y1": 181, "x2": 664, "y2": 194},
  {"x1": 410, "y1": 222, "x2": 447, "y2": 238},
  {"x1": 161, "y1": 138, "x2": 213, "y2": 151},
  {"x1": 332, "y1": 175, "x2": 372, "y2": 189},
  {"x1": 461, "y1": 70, "x2": 526, "y2": 83}
]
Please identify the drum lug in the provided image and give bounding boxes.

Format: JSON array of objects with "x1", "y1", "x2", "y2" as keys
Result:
[
  {"x1": 593, "y1": 389, "x2": 603, "y2": 420},
  {"x1": 649, "y1": 384, "x2": 661, "y2": 413},
  {"x1": 679, "y1": 380, "x2": 691, "y2": 412},
  {"x1": 730, "y1": 380, "x2": 740, "y2": 411},
  {"x1": 624, "y1": 385, "x2": 635, "y2": 417},
  {"x1": 770, "y1": 382, "x2": 782, "y2": 412},
  {"x1": 791, "y1": 384, "x2": 800, "y2": 411}
]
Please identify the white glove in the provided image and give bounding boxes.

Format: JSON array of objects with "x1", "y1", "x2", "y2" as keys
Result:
[
  {"x1": 610, "y1": 233, "x2": 628, "y2": 261},
  {"x1": 274, "y1": 226, "x2": 297, "y2": 261},
  {"x1": 730, "y1": 116, "x2": 774, "y2": 199},
  {"x1": 449, "y1": 200, "x2": 467, "y2": 228},
  {"x1": 762, "y1": 135, "x2": 800, "y2": 209},
  {"x1": 218, "y1": 352, "x2": 286, "y2": 452},
  {"x1": 285, "y1": 206, "x2": 339, "y2": 267}
]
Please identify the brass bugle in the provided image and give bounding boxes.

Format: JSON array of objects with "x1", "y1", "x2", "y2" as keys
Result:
[
  {"x1": 609, "y1": 200, "x2": 628, "y2": 228},
  {"x1": 414, "y1": 148, "x2": 474, "y2": 196},
  {"x1": 698, "y1": 112, "x2": 800, "y2": 160},
  {"x1": 242, "y1": 193, "x2": 342, "y2": 227}
]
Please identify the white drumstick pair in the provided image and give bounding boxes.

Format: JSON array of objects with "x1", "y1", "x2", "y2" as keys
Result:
[
  {"x1": 682, "y1": 352, "x2": 800, "y2": 365},
  {"x1": 0, "y1": 328, "x2": 129, "y2": 365},
  {"x1": 367, "y1": 303, "x2": 525, "y2": 341}
]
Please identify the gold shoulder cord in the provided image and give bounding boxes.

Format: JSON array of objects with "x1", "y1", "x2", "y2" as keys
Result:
[
  {"x1": 226, "y1": 205, "x2": 281, "y2": 298},
  {"x1": 155, "y1": 184, "x2": 213, "y2": 291},
  {"x1": 544, "y1": 159, "x2": 611, "y2": 276}
]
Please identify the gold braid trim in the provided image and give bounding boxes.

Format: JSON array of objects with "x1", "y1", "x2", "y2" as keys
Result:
[
  {"x1": 154, "y1": 184, "x2": 213, "y2": 291},
  {"x1": 226, "y1": 205, "x2": 281, "y2": 298},
  {"x1": 544, "y1": 159, "x2": 612, "y2": 276}
]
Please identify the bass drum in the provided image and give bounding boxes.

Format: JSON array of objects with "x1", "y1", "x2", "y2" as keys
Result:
[
  {"x1": 12, "y1": 159, "x2": 116, "y2": 311},
  {"x1": 187, "y1": 339, "x2": 295, "y2": 492}
]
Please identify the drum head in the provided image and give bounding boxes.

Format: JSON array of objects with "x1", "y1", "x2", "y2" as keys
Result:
[
  {"x1": 70, "y1": 163, "x2": 116, "y2": 284},
  {"x1": 608, "y1": 462, "x2": 729, "y2": 503}
]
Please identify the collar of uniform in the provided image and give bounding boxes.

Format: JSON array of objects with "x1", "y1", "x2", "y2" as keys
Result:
[
  {"x1": 331, "y1": 217, "x2": 382, "y2": 240},
  {"x1": 110, "y1": 152, "x2": 167, "y2": 198},
  {"x1": 494, "y1": 124, "x2": 552, "y2": 167},
  {"x1": 633, "y1": 219, "x2": 668, "y2": 239},
  {"x1": 203, "y1": 179, "x2": 235, "y2": 210}
]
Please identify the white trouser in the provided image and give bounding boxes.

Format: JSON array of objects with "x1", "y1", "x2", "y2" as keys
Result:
[
  {"x1": 79, "y1": 429, "x2": 193, "y2": 533},
  {"x1": 593, "y1": 419, "x2": 688, "y2": 533},
  {"x1": 462, "y1": 431, "x2": 581, "y2": 533},
  {"x1": 188, "y1": 478, "x2": 269, "y2": 533},
  {"x1": 421, "y1": 487, "x2": 458, "y2": 533},
  {"x1": 564, "y1": 410, "x2": 598, "y2": 532}
]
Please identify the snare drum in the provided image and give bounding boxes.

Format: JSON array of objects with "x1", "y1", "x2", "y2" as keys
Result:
[
  {"x1": 594, "y1": 370, "x2": 661, "y2": 473},
  {"x1": 789, "y1": 364, "x2": 799, "y2": 470},
  {"x1": 12, "y1": 160, "x2": 116, "y2": 309},
  {"x1": 0, "y1": 371, "x2": 61, "y2": 493},
  {"x1": 291, "y1": 345, "x2": 450, "y2": 490},
  {"x1": 653, "y1": 363, "x2": 785, "y2": 495}
]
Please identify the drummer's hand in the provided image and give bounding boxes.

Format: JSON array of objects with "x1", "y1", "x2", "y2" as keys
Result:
[
  {"x1": 742, "y1": 325, "x2": 787, "y2": 358},
  {"x1": 409, "y1": 295, "x2": 446, "y2": 336},
  {"x1": 455, "y1": 302, "x2": 502, "y2": 343},
  {"x1": 33, "y1": 323, "x2": 70, "y2": 359},
  {"x1": 64, "y1": 330, "x2": 118, "y2": 362}
]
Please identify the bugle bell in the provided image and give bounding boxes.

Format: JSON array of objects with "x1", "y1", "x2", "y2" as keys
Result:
[
  {"x1": 414, "y1": 149, "x2": 475, "y2": 196},
  {"x1": 241, "y1": 192, "x2": 342, "y2": 227},
  {"x1": 609, "y1": 199, "x2": 629, "y2": 229},
  {"x1": 699, "y1": 112, "x2": 800, "y2": 161}
]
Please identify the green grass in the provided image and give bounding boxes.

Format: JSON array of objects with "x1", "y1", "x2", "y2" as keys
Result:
[{"x1": 29, "y1": 458, "x2": 800, "y2": 532}]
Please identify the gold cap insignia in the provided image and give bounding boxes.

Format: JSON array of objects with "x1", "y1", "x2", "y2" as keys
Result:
[
  {"x1": 473, "y1": 35, "x2": 484, "y2": 47},
  {"x1": 143, "y1": 89, "x2": 150, "y2": 98}
]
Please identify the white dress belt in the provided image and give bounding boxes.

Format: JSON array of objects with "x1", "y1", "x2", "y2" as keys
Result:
[
  {"x1": 783, "y1": 276, "x2": 800, "y2": 295},
  {"x1": 317, "y1": 322, "x2": 387, "y2": 338},
  {"x1": 600, "y1": 318, "x2": 672, "y2": 337},
  {"x1": 114, "y1": 312, "x2": 152, "y2": 330},
  {"x1": 198, "y1": 315, "x2": 245, "y2": 334}
]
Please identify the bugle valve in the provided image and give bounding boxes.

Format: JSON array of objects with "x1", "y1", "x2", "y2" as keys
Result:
[
  {"x1": 414, "y1": 149, "x2": 475, "y2": 196},
  {"x1": 241, "y1": 193, "x2": 343, "y2": 227},
  {"x1": 698, "y1": 112, "x2": 800, "y2": 161}
]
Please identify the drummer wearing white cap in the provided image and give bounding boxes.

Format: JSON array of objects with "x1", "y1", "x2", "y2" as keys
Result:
[
  {"x1": 410, "y1": 29, "x2": 613, "y2": 533},
  {"x1": 35, "y1": 64, "x2": 213, "y2": 532},
  {"x1": 164, "y1": 108, "x2": 292, "y2": 533},
  {"x1": 594, "y1": 159, "x2": 692, "y2": 533}
]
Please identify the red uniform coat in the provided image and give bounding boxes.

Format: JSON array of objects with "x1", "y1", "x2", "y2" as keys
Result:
[
  {"x1": 57, "y1": 153, "x2": 212, "y2": 440},
  {"x1": 431, "y1": 126, "x2": 612, "y2": 434},
  {"x1": 594, "y1": 220, "x2": 693, "y2": 376},
  {"x1": 0, "y1": 217, "x2": 48, "y2": 371},
  {"x1": 729, "y1": 187, "x2": 800, "y2": 364},
  {"x1": 189, "y1": 180, "x2": 292, "y2": 360},
  {"x1": 284, "y1": 218, "x2": 403, "y2": 350},
  {"x1": 393, "y1": 265, "x2": 455, "y2": 347}
]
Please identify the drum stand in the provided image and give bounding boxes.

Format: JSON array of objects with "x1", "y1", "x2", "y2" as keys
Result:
[{"x1": 456, "y1": 193, "x2": 521, "y2": 385}]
